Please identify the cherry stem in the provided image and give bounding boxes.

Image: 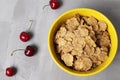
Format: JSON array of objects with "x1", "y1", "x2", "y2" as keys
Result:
[
  {"x1": 42, "y1": 4, "x2": 49, "y2": 10},
  {"x1": 28, "y1": 20, "x2": 34, "y2": 31},
  {"x1": 11, "y1": 49, "x2": 25, "y2": 56}
]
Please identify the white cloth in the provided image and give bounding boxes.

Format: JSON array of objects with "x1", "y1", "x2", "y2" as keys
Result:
[{"x1": 0, "y1": 0, "x2": 120, "y2": 80}]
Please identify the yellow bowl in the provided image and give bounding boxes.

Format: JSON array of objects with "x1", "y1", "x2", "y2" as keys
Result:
[{"x1": 48, "y1": 8, "x2": 118, "y2": 76}]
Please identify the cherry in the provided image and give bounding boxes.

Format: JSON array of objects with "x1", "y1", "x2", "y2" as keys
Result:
[
  {"x1": 43, "y1": 0, "x2": 60, "y2": 10},
  {"x1": 6, "y1": 67, "x2": 16, "y2": 77},
  {"x1": 49, "y1": 0, "x2": 60, "y2": 9},
  {"x1": 20, "y1": 32, "x2": 30, "y2": 42},
  {"x1": 11, "y1": 45, "x2": 35, "y2": 57},
  {"x1": 20, "y1": 20, "x2": 33, "y2": 42},
  {"x1": 25, "y1": 46, "x2": 35, "y2": 57}
]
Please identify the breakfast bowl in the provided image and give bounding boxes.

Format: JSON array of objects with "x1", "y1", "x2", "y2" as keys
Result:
[{"x1": 48, "y1": 8, "x2": 118, "y2": 76}]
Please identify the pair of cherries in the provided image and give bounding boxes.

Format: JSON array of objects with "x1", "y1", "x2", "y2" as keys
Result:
[
  {"x1": 19, "y1": 20, "x2": 35, "y2": 57},
  {"x1": 6, "y1": 20, "x2": 35, "y2": 77}
]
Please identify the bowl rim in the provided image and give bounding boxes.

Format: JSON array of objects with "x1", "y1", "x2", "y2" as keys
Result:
[{"x1": 48, "y1": 8, "x2": 118, "y2": 76}]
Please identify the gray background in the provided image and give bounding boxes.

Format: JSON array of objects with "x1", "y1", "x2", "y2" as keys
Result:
[{"x1": 0, "y1": 0, "x2": 120, "y2": 80}]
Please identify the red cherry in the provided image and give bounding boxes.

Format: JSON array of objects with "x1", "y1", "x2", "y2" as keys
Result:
[
  {"x1": 6, "y1": 67, "x2": 16, "y2": 77},
  {"x1": 20, "y1": 32, "x2": 30, "y2": 42},
  {"x1": 11, "y1": 45, "x2": 36, "y2": 57},
  {"x1": 25, "y1": 46, "x2": 35, "y2": 57},
  {"x1": 49, "y1": 0, "x2": 60, "y2": 9}
]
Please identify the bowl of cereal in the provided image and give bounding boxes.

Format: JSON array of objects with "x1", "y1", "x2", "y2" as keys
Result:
[{"x1": 48, "y1": 8, "x2": 118, "y2": 76}]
